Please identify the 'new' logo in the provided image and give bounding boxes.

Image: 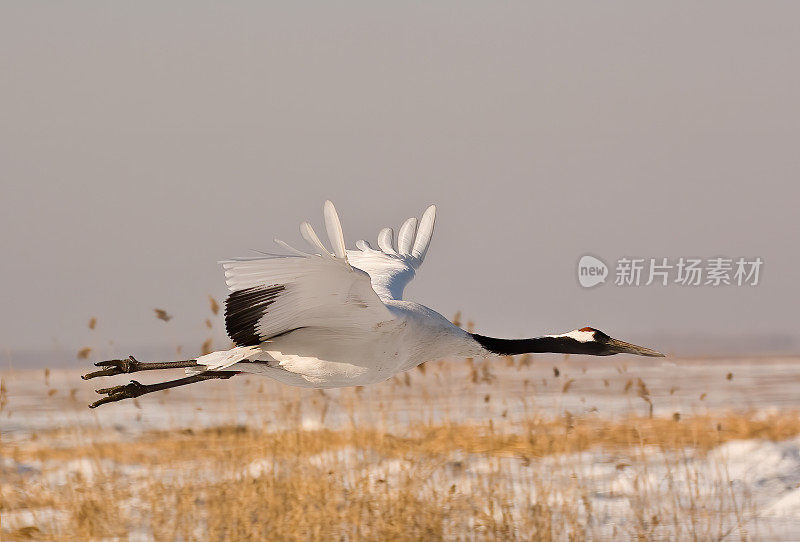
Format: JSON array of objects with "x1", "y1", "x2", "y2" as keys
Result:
[{"x1": 577, "y1": 255, "x2": 608, "y2": 288}]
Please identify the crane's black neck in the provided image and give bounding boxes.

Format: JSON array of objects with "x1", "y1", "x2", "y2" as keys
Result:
[{"x1": 470, "y1": 333, "x2": 610, "y2": 356}]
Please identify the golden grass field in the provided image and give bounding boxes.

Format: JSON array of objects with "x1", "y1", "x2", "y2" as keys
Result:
[
  {"x1": 3, "y1": 312, "x2": 800, "y2": 540},
  {"x1": 4, "y1": 411, "x2": 800, "y2": 541}
]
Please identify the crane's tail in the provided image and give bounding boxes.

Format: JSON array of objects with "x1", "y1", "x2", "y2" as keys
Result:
[{"x1": 185, "y1": 346, "x2": 263, "y2": 375}]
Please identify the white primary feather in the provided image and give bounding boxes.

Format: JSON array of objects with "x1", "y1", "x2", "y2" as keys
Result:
[
  {"x1": 299, "y1": 221, "x2": 330, "y2": 257},
  {"x1": 273, "y1": 238, "x2": 311, "y2": 257},
  {"x1": 323, "y1": 200, "x2": 347, "y2": 260},
  {"x1": 397, "y1": 217, "x2": 418, "y2": 256},
  {"x1": 411, "y1": 205, "x2": 436, "y2": 260},
  {"x1": 377, "y1": 227, "x2": 397, "y2": 255}
]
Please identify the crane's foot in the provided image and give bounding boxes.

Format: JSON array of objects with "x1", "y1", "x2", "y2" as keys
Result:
[
  {"x1": 87, "y1": 371, "x2": 237, "y2": 408},
  {"x1": 82, "y1": 356, "x2": 141, "y2": 380},
  {"x1": 82, "y1": 356, "x2": 199, "y2": 380},
  {"x1": 90, "y1": 380, "x2": 148, "y2": 408}
]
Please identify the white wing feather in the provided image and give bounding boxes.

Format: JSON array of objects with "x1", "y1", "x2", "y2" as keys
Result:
[
  {"x1": 397, "y1": 217, "x2": 418, "y2": 256},
  {"x1": 377, "y1": 228, "x2": 397, "y2": 255},
  {"x1": 299, "y1": 221, "x2": 331, "y2": 257},
  {"x1": 222, "y1": 255, "x2": 390, "y2": 336},
  {"x1": 347, "y1": 205, "x2": 436, "y2": 301},
  {"x1": 411, "y1": 205, "x2": 436, "y2": 260},
  {"x1": 210, "y1": 202, "x2": 437, "y2": 374},
  {"x1": 323, "y1": 200, "x2": 347, "y2": 260},
  {"x1": 209, "y1": 202, "x2": 394, "y2": 373}
]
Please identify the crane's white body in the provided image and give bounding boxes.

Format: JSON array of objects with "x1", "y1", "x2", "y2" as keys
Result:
[
  {"x1": 205, "y1": 302, "x2": 482, "y2": 388},
  {"x1": 191, "y1": 202, "x2": 488, "y2": 387}
]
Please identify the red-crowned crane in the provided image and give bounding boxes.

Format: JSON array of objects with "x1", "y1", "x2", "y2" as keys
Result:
[{"x1": 83, "y1": 201, "x2": 663, "y2": 407}]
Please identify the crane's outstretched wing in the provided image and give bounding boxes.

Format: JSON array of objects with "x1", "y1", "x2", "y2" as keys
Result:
[
  {"x1": 220, "y1": 201, "x2": 393, "y2": 350},
  {"x1": 346, "y1": 205, "x2": 436, "y2": 301}
]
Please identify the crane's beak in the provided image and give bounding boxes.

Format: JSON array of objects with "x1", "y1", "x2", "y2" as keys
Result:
[{"x1": 605, "y1": 337, "x2": 665, "y2": 357}]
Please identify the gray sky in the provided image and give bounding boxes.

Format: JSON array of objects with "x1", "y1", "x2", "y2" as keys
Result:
[{"x1": 1, "y1": 3, "x2": 798, "y2": 364}]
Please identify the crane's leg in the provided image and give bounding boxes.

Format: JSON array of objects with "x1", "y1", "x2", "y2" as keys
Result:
[
  {"x1": 81, "y1": 356, "x2": 200, "y2": 380},
  {"x1": 89, "y1": 371, "x2": 238, "y2": 408}
]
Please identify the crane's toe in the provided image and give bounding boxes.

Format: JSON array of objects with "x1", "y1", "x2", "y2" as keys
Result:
[
  {"x1": 81, "y1": 356, "x2": 140, "y2": 380},
  {"x1": 89, "y1": 380, "x2": 147, "y2": 408}
]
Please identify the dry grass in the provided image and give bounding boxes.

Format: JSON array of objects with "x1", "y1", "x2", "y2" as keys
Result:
[
  {"x1": 10, "y1": 411, "x2": 800, "y2": 466},
  {"x1": 3, "y1": 411, "x2": 798, "y2": 540}
]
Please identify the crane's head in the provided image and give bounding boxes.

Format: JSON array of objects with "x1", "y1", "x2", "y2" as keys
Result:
[{"x1": 570, "y1": 327, "x2": 665, "y2": 357}]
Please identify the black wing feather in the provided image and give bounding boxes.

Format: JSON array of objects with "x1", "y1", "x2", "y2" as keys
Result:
[{"x1": 224, "y1": 285, "x2": 286, "y2": 346}]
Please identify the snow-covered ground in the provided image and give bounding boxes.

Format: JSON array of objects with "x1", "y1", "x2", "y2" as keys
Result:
[
  {"x1": 3, "y1": 355, "x2": 800, "y2": 539},
  {"x1": 4, "y1": 435, "x2": 800, "y2": 539},
  {"x1": 3, "y1": 355, "x2": 799, "y2": 439}
]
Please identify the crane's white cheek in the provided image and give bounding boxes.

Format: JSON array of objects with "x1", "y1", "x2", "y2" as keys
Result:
[{"x1": 559, "y1": 330, "x2": 596, "y2": 343}]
